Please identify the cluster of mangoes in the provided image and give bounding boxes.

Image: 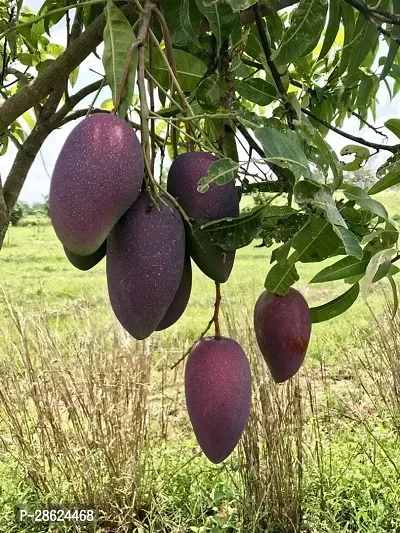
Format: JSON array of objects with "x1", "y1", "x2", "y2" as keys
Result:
[{"x1": 49, "y1": 113, "x2": 311, "y2": 464}]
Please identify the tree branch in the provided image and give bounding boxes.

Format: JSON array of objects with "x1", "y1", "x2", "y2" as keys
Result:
[
  {"x1": 170, "y1": 282, "x2": 223, "y2": 370},
  {"x1": 344, "y1": 0, "x2": 400, "y2": 25},
  {"x1": 343, "y1": 0, "x2": 400, "y2": 45},
  {"x1": 52, "y1": 79, "x2": 105, "y2": 124},
  {"x1": 252, "y1": 2, "x2": 296, "y2": 127},
  {"x1": 0, "y1": 4, "x2": 131, "y2": 135},
  {"x1": 302, "y1": 107, "x2": 399, "y2": 153}
]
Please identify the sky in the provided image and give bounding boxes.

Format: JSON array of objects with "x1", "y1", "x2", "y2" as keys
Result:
[{"x1": 2, "y1": 0, "x2": 400, "y2": 204}]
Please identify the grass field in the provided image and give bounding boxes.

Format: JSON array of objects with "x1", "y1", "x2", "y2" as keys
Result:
[
  {"x1": 2, "y1": 191, "x2": 398, "y2": 360},
  {"x1": 0, "y1": 192, "x2": 400, "y2": 532}
]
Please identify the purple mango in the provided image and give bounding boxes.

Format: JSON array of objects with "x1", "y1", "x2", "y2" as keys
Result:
[
  {"x1": 106, "y1": 192, "x2": 185, "y2": 340},
  {"x1": 185, "y1": 336, "x2": 252, "y2": 463},
  {"x1": 63, "y1": 241, "x2": 106, "y2": 271},
  {"x1": 254, "y1": 288, "x2": 312, "y2": 383},
  {"x1": 156, "y1": 254, "x2": 192, "y2": 331},
  {"x1": 50, "y1": 113, "x2": 144, "y2": 255},
  {"x1": 167, "y1": 151, "x2": 239, "y2": 283}
]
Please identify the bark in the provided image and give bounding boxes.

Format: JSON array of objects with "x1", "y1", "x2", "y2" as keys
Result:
[{"x1": 0, "y1": 11, "x2": 106, "y2": 135}]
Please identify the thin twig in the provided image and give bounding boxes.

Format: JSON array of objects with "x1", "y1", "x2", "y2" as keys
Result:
[
  {"x1": 234, "y1": 120, "x2": 290, "y2": 190},
  {"x1": 170, "y1": 282, "x2": 222, "y2": 370},
  {"x1": 138, "y1": 45, "x2": 156, "y2": 195},
  {"x1": 214, "y1": 283, "x2": 222, "y2": 339},
  {"x1": 344, "y1": 0, "x2": 400, "y2": 25},
  {"x1": 289, "y1": 78, "x2": 388, "y2": 139},
  {"x1": 148, "y1": 22, "x2": 156, "y2": 176},
  {"x1": 302, "y1": 107, "x2": 399, "y2": 154}
]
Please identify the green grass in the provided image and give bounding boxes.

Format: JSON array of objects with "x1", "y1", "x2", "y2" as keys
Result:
[{"x1": 1, "y1": 190, "x2": 397, "y2": 363}]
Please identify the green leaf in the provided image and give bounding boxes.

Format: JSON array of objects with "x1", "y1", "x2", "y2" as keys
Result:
[
  {"x1": 311, "y1": 283, "x2": 360, "y2": 323},
  {"x1": 318, "y1": 0, "x2": 341, "y2": 60},
  {"x1": 100, "y1": 98, "x2": 114, "y2": 110},
  {"x1": 271, "y1": 240, "x2": 292, "y2": 264},
  {"x1": 196, "y1": 78, "x2": 222, "y2": 109},
  {"x1": 332, "y1": 225, "x2": 363, "y2": 259},
  {"x1": 294, "y1": 181, "x2": 348, "y2": 228},
  {"x1": 340, "y1": 144, "x2": 370, "y2": 171},
  {"x1": 373, "y1": 258, "x2": 392, "y2": 283},
  {"x1": 163, "y1": 0, "x2": 191, "y2": 47},
  {"x1": 310, "y1": 253, "x2": 371, "y2": 283},
  {"x1": 311, "y1": 127, "x2": 343, "y2": 189},
  {"x1": 335, "y1": 1, "x2": 355, "y2": 77},
  {"x1": 195, "y1": 0, "x2": 237, "y2": 45},
  {"x1": 380, "y1": 221, "x2": 398, "y2": 248},
  {"x1": 46, "y1": 43, "x2": 65, "y2": 58},
  {"x1": 380, "y1": 0, "x2": 400, "y2": 80},
  {"x1": 380, "y1": 40, "x2": 399, "y2": 81},
  {"x1": 385, "y1": 118, "x2": 400, "y2": 140},
  {"x1": 292, "y1": 218, "x2": 342, "y2": 263},
  {"x1": 0, "y1": 135, "x2": 9, "y2": 157},
  {"x1": 387, "y1": 274, "x2": 399, "y2": 318},
  {"x1": 153, "y1": 49, "x2": 206, "y2": 92},
  {"x1": 255, "y1": 128, "x2": 311, "y2": 179},
  {"x1": 199, "y1": 205, "x2": 265, "y2": 250},
  {"x1": 343, "y1": 185, "x2": 388, "y2": 220},
  {"x1": 348, "y1": 14, "x2": 379, "y2": 75},
  {"x1": 180, "y1": 0, "x2": 201, "y2": 47},
  {"x1": 236, "y1": 78, "x2": 277, "y2": 106},
  {"x1": 264, "y1": 260, "x2": 300, "y2": 296},
  {"x1": 22, "y1": 111, "x2": 35, "y2": 131},
  {"x1": 356, "y1": 73, "x2": 375, "y2": 115},
  {"x1": 273, "y1": 0, "x2": 328, "y2": 65},
  {"x1": 361, "y1": 249, "x2": 394, "y2": 300},
  {"x1": 102, "y1": 0, "x2": 136, "y2": 118},
  {"x1": 294, "y1": 179, "x2": 321, "y2": 204},
  {"x1": 69, "y1": 66, "x2": 79, "y2": 88},
  {"x1": 223, "y1": 130, "x2": 239, "y2": 162},
  {"x1": 235, "y1": 106, "x2": 272, "y2": 130},
  {"x1": 198, "y1": 158, "x2": 239, "y2": 191},
  {"x1": 18, "y1": 52, "x2": 37, "y2": 66},
  {"x1": 314, "y1": 187, "x2": 347, "y2": 227},
  {"x1": 369, "y1": 163, "x2": 400, "y2": 195},
  {"x1": 244, "y1": 27, "x2": 262, "y2": 59}
]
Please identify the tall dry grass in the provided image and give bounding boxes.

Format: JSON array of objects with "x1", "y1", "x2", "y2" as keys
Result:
[
  {"x1": 0, "y1": 297, "x2": 152, "y2": 529},
  {"x1": 1, "y1": 288, "x2": 400, "y2": 531},
  {"x1": 223, "y1": 299, "x2": 304, "y2": 533}
]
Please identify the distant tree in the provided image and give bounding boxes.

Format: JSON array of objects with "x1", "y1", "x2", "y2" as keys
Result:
[
  {"x1": 42, "y1": 195, "x2": 50, "y2": 217},
  {"x1": 345, "y1": 168, "x2": 377, "y2": 189},
  {"x1": 9, "y1": 200, "x2": 30, "y2": 225}
]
